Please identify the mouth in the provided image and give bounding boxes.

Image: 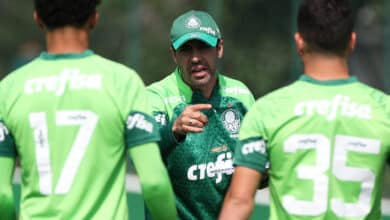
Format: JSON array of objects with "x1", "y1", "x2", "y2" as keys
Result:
[{"x1": 190, "y1": 66, "x2": 209, "y2": 78}]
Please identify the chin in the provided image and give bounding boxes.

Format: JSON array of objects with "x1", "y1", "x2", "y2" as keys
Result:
[{"x1": 191, "y1": 79, "x2": 210, "y2": 88}]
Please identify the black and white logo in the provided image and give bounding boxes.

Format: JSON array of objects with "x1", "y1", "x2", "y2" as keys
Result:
[{"x1": 185, "y1": 16, "x2": 201, "y2": 29}]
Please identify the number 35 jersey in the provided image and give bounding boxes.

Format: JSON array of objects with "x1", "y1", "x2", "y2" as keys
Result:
[
  {"x1": 235, "y1": 75, "x2": 390, "y2": 220},
  {"x1": 0, "y1": 50, "x2": 159, "y2": 220}
]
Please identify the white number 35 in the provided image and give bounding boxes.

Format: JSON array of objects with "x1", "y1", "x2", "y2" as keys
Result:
[{"x1": 283, "y1": 134, "x2": 380, "y2": 218}]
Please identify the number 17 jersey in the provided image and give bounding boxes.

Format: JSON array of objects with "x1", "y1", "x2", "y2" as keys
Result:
[
  {"x1": 235, "y1": 75, "x2": 390, "y2": 220},
  {"x1": 0, "y1": 50, "x2": 159, "y2": 219}
]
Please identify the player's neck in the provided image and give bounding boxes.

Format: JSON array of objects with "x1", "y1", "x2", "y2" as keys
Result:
[
  {"x1": 302, "y1": 53, "x2": 350, "y2": 80},
  {"x1": 45, "y1": 27, "x2": 90, "y2": 54}
]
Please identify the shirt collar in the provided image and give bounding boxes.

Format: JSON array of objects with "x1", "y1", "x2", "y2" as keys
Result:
[
  {"x1": 299, "y1": 74, "x2": 358, "y2": 86},
  {"x1": 39, "y1": 50, "x2": 94, "y2": 60}
]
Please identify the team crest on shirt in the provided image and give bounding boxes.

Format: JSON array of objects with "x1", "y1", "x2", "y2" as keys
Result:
[{"x1": 221, "y1": 109, "x2": 240, "y2": 137}]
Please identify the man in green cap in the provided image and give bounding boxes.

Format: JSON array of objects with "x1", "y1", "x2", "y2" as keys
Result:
[{"x1": 146, "y1": 10, "x2": 255, "y2": 219}]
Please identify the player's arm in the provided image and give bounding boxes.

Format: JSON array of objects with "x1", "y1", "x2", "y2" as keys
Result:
[
  {"x1": 0, "y1": 117, "x2": 17, "y2": 219},
  {"x1": 219, "y1": 166, "x2": 262, "y2": 220},
  {"x1": 220, "y1": 99, "x2": 270, "y2": 219},
  {"x1": 129, "y1": 142, "x2": 177, "y2": 220},
  {"x1": 0, "y1": 157, "x2": 16, "y2": 220}
]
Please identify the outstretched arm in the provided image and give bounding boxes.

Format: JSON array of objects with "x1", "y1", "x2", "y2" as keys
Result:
[
  {"x1": 129, "y1": 142, "x2": 177, "y2": 220},
  {"x1": 218, "y1": 166, "x2": 262, "y2": 220},
  {"x1": 0, "y1": 157, "x2": 16, "y2": 220}
]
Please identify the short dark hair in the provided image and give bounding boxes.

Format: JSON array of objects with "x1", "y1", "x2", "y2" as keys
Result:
[
  {"x1": 297, "y1": 0, "x2": 354, "y2": 56},
  {"x1": 34, "y1": 0, "x2": 101, "y2": 30}
]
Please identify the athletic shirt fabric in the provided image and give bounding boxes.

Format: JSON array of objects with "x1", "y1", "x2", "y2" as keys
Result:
[
  {"x1": 0, "y1": 50, "x2": 160, "y2": 220},
  {"x1": 235, "y1": 75, "x2": 390, "y2": 220},
  {"x1": 147, "y1": 68, "x2": 255, "y2": 220}
]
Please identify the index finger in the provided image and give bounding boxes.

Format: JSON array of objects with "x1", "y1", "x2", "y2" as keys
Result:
[{"x1": 188, "y1": 104, "x2": 212, "y2": 111}]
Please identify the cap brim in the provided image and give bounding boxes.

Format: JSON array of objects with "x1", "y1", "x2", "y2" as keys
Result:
[{"x1": 172, "y1": 32, "x2": 218, "y2": 50}]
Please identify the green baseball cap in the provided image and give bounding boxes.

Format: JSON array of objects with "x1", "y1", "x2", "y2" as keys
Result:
[{"x1": 170, "y1": 10, "x2": 221, "y2": 50}]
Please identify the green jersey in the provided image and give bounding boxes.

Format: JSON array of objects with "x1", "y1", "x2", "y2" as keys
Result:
[
  {"x1": 0, "y1": 50, "x2": 160, "y2": 219},
  {"x1": 147, "y1": 68, "x2": 255, "y2": 220},
  {"x1": 235, "y1": 75, "x2": 390, "y2": 220}
]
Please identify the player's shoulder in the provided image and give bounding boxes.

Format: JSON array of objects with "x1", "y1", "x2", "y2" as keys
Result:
[
  {"x1": 357, "y1": 82, "x2": 390, "y2": 114},
  {"x1": 219, "y1": 74, "x2": 251, "y2": 91},
  {"x1": 147, "y1": 72, "x2": 177, "y2": 95},
  {"x1": 218, "y1": 74, "x2": 254, "y2": 98},
  {"x1": 255, "y1": 81, "x2": 297, "y2": 104},
  {"x1": 91, "y1": 55, "x2": 139, "y2": 80},
  {"x1": 0, "y1": 57, "x2": 40, "y2": 89}
]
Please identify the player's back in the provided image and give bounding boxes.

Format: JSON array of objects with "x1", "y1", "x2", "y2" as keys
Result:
[
  {"x1": 0, "y1": 50, "x2": 142, "y2": 219},
  {"x1": 251, "y1": 75, "x2": 390, "y2": 220}
]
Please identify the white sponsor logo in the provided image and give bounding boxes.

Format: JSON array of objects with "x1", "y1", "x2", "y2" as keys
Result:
[
  {"x1": 163, "y1": 96, "x2": 184, "y2": 105},
  {"x1": 224, "y1": 86, "x2": 251, "y2": 95},
  {"x1": 242, "y1": 140, "x2": 267, "y2": 155},
  {"x1": 199, "y1": 26, "x2": 216, "y2": 36},
  {"x1": 154, "y1": 113, "x2": 167, "y2": 126},
  {"x1": 185, "y1": 15, "x2": 218, "y2": 36},
  {"x1": 187, "y1": 152, "x2": 234, "y2": 184},
  {"x1": 294, "y1": 95, "x2": 372, "y2": 121},
  {"x1": 127, "y1": 113, "x2": 153, "y2": 133},
  {"x1": 0, "y1": 122, "x2": 9, "y2": 141},
  {"x1": 24, "y1": 68, "x2": 102, "y2": 96}
]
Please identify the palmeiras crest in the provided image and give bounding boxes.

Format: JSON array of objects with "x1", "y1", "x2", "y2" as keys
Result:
[{"x1": 221, "y1": 109, "x2": 240, "y2": 135}]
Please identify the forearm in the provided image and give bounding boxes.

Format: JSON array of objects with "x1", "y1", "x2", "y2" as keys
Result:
[
  {"x1": 218, "y1": 192, "x2": 254, "y2": 220},
  {"x1": 141, "y1": 171, "x2": 177, "y2": 220},
  {"x1": 219, "y1": 166, "x2": 262, "y2": 220},
  {"x1": 129, "y1": 143, "x2": 177, "y2": 220},
  {"x1": 0, "y1": 157, "x2": 16, "y2": 220}
]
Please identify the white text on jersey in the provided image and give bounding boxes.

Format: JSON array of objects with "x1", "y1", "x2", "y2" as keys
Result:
[
  {"x1": 187, "y1": 152, "x2": 234, "y2": 184},
  {"x1": 0, "y1": 122, "x2": 10, "y2": 142},
  {"x1": 242, "y1": 140, "x2": 267, "y2": 155},
  {"x1": 294, "y1": 95, "x2": 372, "y2": 121},
  {"x1": 127, "y1": 113, "x2": 153, "y2": 133},
  {"x1": 24, "y1": 68, "x2": 102, "y2": 96}
]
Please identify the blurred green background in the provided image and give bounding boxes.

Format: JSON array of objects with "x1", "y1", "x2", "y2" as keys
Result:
[{"x1": 1, "y1": 0, "x2": 389, "y2": 207}]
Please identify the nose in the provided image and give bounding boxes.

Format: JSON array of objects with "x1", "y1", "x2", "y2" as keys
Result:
[{"x1": 190, "y1": 49, "x2": 202, "y2": 64}]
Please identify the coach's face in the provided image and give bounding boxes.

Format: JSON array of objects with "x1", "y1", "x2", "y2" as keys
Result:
[{"x1": 172, "y1": 39, "x2": 223, "y2": 93}]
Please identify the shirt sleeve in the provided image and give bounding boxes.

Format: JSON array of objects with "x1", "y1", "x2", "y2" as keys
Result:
[
  {"x1": 125, "y1": 111, "x2": 160, "y2": 148},
  {"x1": 0, "y1": 120, "x2": 16, "y2": 158},
  {"x1": 121, "y1": 73, "x2": 161, "y2": 148},
  {"x1": 0, "y1": 80, "x2": 16, "y2": 158},
  {"x1": 234, "y1": 102, "x2": 269, "y2": 173}
]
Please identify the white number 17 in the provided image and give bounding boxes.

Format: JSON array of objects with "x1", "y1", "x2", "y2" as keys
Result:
[{"x1": 29, "y1": 111, "x2": 98, "y2": 195}]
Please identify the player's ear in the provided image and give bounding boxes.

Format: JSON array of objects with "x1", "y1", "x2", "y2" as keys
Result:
[
  {"x1": 294, "y1": 32, "x2": 305, "y2": 56},
  {"x1": 217, "y1": 39, "x2": 224, "y2": 59},
  {"x1": 88, "y1": 11, "x2": 99, "y2": 29},
  {"x1": 170, "y1": 46, "x2": 178, "y2": 64},
  {"x1": 33, "y1": 10, "x2": 44, "y2": 29},
  {"x1": 347, "y1": 32, "x2": 356, "y2": 55}
]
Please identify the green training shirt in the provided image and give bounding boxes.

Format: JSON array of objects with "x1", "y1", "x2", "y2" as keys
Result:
[
  {"x1": 0, "y1": 50, "x2": 161, "y2": 220},
  {"x1": 235, "y1": 75, "x2": 390, "y2": 220},
  {"x1": 147, "y1": 68, "x2": 255, "y2": 220}
]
